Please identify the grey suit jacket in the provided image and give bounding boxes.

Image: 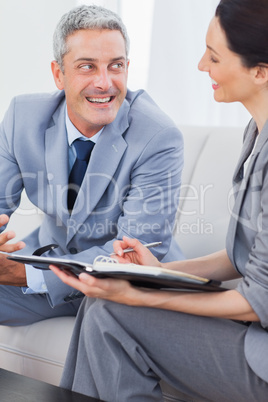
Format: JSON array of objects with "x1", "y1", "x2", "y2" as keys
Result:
[
  {"x1": 226, "y1": 118, "x2": 268, "y2": 383},
  {"x1": 0, "y1": 89, "x2": 184, "y2": 308}
]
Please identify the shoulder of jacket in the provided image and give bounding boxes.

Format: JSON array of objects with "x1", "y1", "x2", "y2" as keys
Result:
[{"x1": 13, "y1": 90, "x2": 64, "y2": 106}]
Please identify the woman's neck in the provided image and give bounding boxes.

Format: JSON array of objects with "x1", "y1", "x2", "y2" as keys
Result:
[{"x1": 243, "y1": 90, "x2": 268, "y2": 133}]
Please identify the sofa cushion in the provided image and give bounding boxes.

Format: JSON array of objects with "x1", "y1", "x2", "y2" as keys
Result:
[
  {"x1": 175, "y1": 126, "x2": 243, "y2": 258},
  {"x1": 0, "y1": 316, "x2": 75, "y2": 386}
]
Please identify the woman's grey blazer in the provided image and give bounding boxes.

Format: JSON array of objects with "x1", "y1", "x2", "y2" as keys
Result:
[{"x1": 226, "y1": 118, "x2": 268, "y2": 383}]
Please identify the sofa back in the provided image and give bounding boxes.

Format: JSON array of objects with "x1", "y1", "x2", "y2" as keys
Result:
[{"x1": 174, "y1": 125, "x2": 244, "y2": 258}]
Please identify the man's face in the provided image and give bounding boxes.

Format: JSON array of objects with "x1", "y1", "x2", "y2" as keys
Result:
[{"x1": 51, "y1": 29, "x2": 129, "y2": 137}]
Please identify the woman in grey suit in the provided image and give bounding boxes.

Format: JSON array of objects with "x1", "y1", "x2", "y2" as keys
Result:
[{"x1": 51, "y1": 0, "x2": 268, "y2": 400}]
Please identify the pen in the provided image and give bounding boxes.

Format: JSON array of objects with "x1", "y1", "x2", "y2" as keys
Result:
[{"x1": 110, "y1": 241, "x2": 162, "y2": 256}]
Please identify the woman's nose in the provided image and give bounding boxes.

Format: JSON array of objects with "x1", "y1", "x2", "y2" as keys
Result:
[{"x1": 198, "y1": 53, "x2": 209, "y2": 72}]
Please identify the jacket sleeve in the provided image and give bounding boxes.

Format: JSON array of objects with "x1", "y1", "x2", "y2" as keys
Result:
[
  {"x1": 0, "y1": 98, "x2": 24, "y2": 221},
  {"x1": 235, "y1": 160, "x2": 268, "y2": 329}
]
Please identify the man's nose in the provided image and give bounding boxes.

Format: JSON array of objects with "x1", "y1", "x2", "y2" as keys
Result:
[{"x1": 93, "y1": 68, "x2": 112, "y2": 91}]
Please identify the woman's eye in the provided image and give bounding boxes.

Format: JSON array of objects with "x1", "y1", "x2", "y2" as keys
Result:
[{"x1": 210, "y1": 56, "x2": 218, "y2": 63}]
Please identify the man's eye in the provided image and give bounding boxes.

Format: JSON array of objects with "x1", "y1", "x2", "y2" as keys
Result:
[
  {"x1": 112, "y1": 63, "x2": 123, "y2": 69},
  {"x1": 80, "y1": 65, "x2": 93, "y2": 70}
]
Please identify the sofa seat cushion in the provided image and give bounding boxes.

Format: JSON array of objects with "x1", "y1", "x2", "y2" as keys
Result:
[
  {"x1": 0, "y1": 316, "x2": 198, "y2": 401},
  {"x1": 0, "y1": 316, "x2": 75, "y2": 386}
]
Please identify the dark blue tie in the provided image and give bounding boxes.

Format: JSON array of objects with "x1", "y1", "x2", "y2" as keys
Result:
[{"x1": 68, "y1": 139, "x2": 95, "y2": 211}]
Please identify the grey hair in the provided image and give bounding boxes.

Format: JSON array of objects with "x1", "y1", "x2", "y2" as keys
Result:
[{"x1": 53, "y1": 4, "x2": 130, "y2": 71}]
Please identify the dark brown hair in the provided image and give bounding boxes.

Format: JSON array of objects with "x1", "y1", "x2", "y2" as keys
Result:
[{"x1": 216, "y1": 0, "x2": 268, "y2": 67}]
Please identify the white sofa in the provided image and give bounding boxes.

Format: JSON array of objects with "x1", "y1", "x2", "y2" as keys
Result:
[{"x1": 0, "y1": 125, "x2": 244, "y2": 401}]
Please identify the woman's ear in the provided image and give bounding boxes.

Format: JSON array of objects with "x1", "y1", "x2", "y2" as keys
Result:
[
  {"x1": 252, "y1": 64, "x2": 268, "y2": 84},
  {"x1": 51, "y1": 61, "x2": 64, "y2": 90}
]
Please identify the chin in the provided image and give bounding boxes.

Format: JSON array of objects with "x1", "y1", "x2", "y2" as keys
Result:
[{"x1": 213, "y1": 93, "x2": 225, "y2": 103}]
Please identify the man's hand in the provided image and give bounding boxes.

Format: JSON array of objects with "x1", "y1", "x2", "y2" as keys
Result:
[
  {"x1": 0, "y1": 214, "x2": 26, "y2": 253},
  {"x1": 0, "y1": 253, "x2": 27, "y2": 286},
  {"x1": 0, "y1": 214, "x2": 27, "y2": 286}
]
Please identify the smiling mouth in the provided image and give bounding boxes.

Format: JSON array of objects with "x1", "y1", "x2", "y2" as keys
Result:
[
  {"x1": 211, "y1": 79, "x2": 219, "y2": 89},
  {"x1": 86, "y1": 96, "x2": 114, "y2": 104}
]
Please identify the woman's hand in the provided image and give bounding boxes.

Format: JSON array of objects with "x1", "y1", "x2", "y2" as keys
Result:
[
  {"x1": 49, "y1": 265, "x2": 143, "y2": 306},
  {"x1": 49, "y1": 237, "x2": 162, "y2": 305},
  {"x1": 0, "y1": 214, "x2": 25, "y2": 253},
  {"x1": 112, "y1": 236, "x2": 162, "y2": 267},
  {"x1": 50, "y1": 264, "x2": 260, "y2": 322}
]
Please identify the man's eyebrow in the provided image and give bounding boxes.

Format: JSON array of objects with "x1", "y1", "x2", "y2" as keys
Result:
[
  {"x1": 74, "y1": 56, "x2": 127, "y2": 63},
  {"x1": 110, "y1": 56, "x2": 127, "y2": 62},
  {"x1": 75, "y1": 58, "x2": 96, "y2": 62},
  {"x1": 207, "y1": 45, "x2": 220, "y2": 56}
]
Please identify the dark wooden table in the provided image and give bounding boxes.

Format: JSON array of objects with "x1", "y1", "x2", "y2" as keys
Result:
[{"x1": 0, "y1": 369, "x2": 103, "y2": 402}]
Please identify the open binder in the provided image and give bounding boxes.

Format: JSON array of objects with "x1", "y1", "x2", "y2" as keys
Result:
[{"x1": 8, "y1": 254, "x2": 225, "y2": 292}]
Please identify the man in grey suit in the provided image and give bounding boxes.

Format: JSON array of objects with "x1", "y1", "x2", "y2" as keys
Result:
[{"x1": 0, "y1": 5, "x2": 183, "y2": 325}]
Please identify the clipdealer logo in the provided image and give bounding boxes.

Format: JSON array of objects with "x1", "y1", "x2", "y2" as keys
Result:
[{"x1": 4, "y1": 171, "x2": 181, "y2": 220}]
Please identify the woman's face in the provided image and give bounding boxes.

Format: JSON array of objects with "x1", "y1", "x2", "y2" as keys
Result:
[{"x1": 198, "y1": 17, "x2": 257, "y2": 106}]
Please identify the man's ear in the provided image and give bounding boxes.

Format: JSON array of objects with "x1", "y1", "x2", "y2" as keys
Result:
[{"x1": 51, "y1": 61, "x2": 64, "y2": 90}]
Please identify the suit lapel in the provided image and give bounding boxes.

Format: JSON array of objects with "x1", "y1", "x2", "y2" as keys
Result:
[
  {"x1": 67, "y1": 100, "x2": 129, "y2": 243},
  {"x1": 44, "y1": 100, "x2": 70, "y2": 226},
  {"x1": 232, "y1": 120, "x2": 257, "y2": 183}
]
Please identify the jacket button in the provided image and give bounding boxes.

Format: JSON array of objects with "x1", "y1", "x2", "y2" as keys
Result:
[{"x1": 69, "y1": 247, "x2": 78, "y2": 254}]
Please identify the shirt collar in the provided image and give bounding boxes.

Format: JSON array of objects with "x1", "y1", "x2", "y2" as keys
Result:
[{"x1": 65, "y1": 108, "x2": 103, "y2": 146}]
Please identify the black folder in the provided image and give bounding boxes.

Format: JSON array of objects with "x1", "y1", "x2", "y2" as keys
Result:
[{"x1": 8, "y1": 254, "x2": 225, "y2": 292}]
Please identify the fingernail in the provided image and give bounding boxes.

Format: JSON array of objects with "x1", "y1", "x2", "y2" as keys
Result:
[
  {"x1": 79, "y1": 273, "x2": 88, "y2": 281},
  {"x1": 6, "y1": 233, "x2": 14, "y2": 240}
]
